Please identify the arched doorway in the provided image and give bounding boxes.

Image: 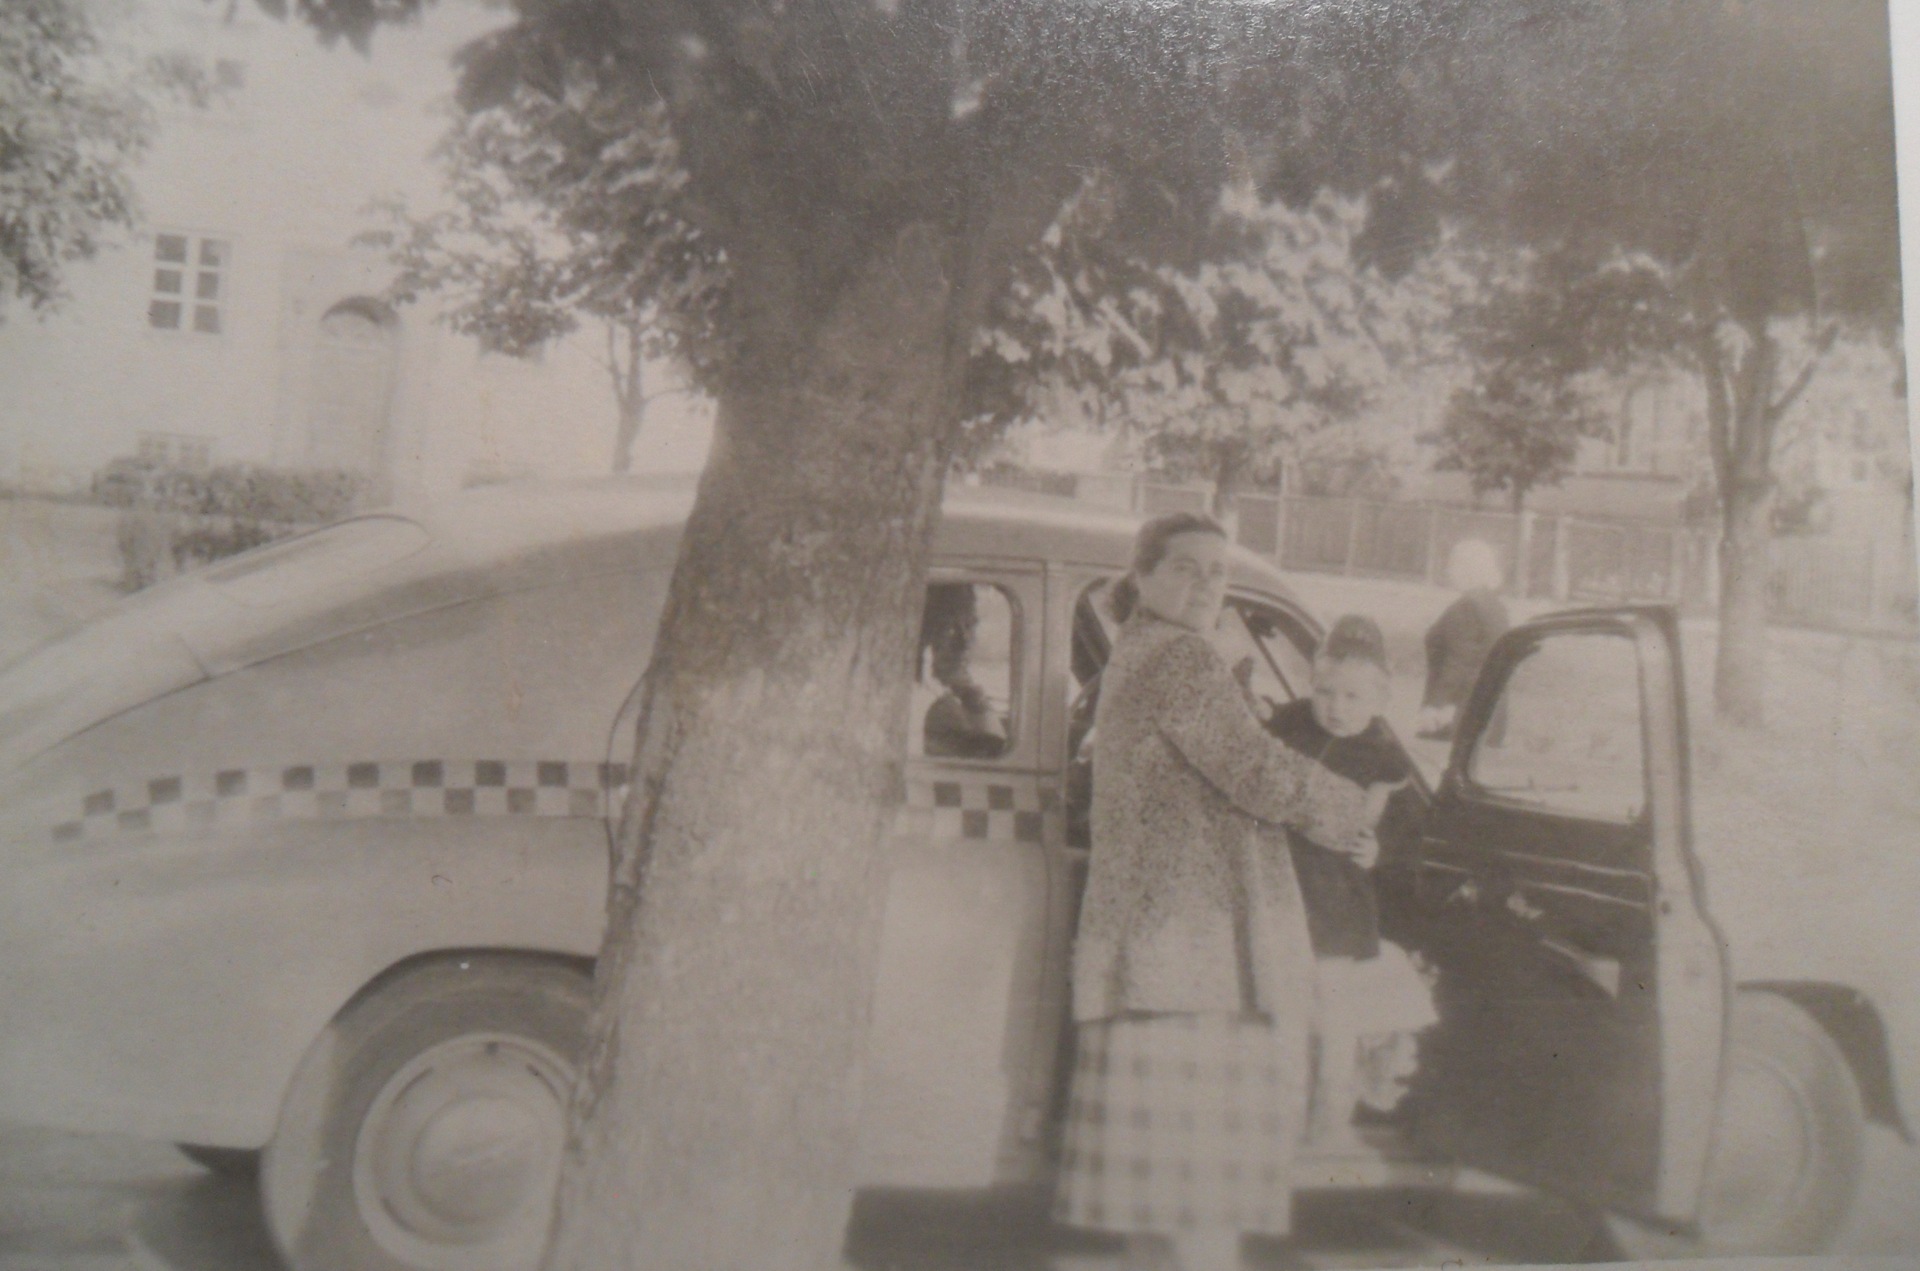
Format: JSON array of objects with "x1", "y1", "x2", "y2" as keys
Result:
[{"x1": 306, "y1": 297, "x2": 400, "y2": 481}]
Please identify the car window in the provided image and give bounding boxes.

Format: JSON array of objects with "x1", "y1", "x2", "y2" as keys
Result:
[
  {"x1": 1225, "y1": 599, "x2": 1314, "y2": 709},
  {"x1": 199, "y1": 516, "x2": 431, "y2": 607},
  {"x1": 911, "y1": 581, "x2": 1018, "y2": 761},
  {"x1": 1466, "y1": 629, "x2": 1646, "y2": 821},
  {"x1": 1214, "y1": 605, "x2": 1288, "y2": 727}
]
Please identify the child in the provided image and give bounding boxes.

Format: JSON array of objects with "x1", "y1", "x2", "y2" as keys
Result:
[{"x1": 1266, "y1": 614, "x2": 1436, "y2": 1149}]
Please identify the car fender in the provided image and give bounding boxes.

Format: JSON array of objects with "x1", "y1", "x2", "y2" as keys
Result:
[
  {"x1": 0, "y1": 813, "x2": 607, "y2": 1147},
  {"x1": 1741, "y1": 980, "x2": 1911, "y2": 1141}
]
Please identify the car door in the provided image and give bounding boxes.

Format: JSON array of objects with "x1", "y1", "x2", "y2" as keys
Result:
[
  {"x1": 853, "y1": 564, "x2": 1056, "y2": 1188},
  {"x1": 1405, "y1": 606, "x2": 1728, "y2": 1226}
]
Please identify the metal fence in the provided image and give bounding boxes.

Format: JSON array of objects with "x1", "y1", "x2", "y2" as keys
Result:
[
  {"x1": 1235, "y1": 492, "x2": 1918, "y2": 636},
  {"x1": 970, "y1": 469, "x2": 1917, "y2": 636}
]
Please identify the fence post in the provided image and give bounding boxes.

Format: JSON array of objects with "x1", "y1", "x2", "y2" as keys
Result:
[
  {"x1": 1344, "y1": 498, "x2": 1362, "y2": 576},
  {"x1": 1551, "y1": 517, "x2": 1571, "y2": 600},
  {"x1": 1424, "y1": 504, "x2": 1441, "y2": 587},
  {"x1": 1514, "y1": 510, "x2": 1534, "y2": 598}
]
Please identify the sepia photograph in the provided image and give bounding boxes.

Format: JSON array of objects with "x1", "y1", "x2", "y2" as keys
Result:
[{"x1": 0, "y1": 1, "x2": 1917, "y2": 1269}]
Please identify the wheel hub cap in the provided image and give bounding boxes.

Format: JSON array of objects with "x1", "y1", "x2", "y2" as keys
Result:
[{"x1": 354, "y1": 1034, "x2": 571, "y2": 1270}]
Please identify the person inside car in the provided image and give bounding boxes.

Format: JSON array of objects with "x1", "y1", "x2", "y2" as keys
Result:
[
  {"x1": 1266, "y1": 614, "x2": 1435, "y2": 1148},
  {"x1": 918, "y1": 583, "x2": 1010, "y2": 759}
]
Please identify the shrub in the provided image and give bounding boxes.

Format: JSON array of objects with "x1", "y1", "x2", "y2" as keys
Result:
[{"x1": 109, "y1": 462, "x2": 365, "y2": 590}]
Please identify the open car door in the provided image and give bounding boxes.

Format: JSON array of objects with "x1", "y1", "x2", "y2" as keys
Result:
[{"x1": 1403, "y1": 606, "x2": 1728, "y2": 1227}]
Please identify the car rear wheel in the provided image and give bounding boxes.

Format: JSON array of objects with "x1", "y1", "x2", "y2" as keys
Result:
[
  {"x1": 261, "y1": 956, "x2": 592, "y2": 1271},
  {"x1": 1608, "y1": 990, "x2": 1866, "y2": 1258}
]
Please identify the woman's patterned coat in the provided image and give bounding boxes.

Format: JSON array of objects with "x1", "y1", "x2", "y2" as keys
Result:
[{"x1": 1071, "y1": 613, "x2": 1369, "y2": 1026}]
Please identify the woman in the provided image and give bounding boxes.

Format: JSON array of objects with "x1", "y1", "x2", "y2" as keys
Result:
[
  {"x1": 1056, "y1": 512, "x2": 1372, "y2": 1271},
  {"x1": 1416, "y1": 538, "x2": 1510, "y2": 741}
]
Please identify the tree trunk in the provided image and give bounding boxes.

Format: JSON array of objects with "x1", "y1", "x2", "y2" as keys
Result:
[
  {"x1": 541, "y1": 223, "x2": 963, "y2": 1271},
  {"x1": 610, "y1": 320, "x2": 644, "y2": 475},
  {"x1": 1212, "y1": 449, "x2": 1240, "y2": 519},
  {"x1": 1714, "y1": 477, "x2": 1773, "y2": 728},
  {"x1": 1705, "y1": 320, "x2": 1780, "y2": 729}
]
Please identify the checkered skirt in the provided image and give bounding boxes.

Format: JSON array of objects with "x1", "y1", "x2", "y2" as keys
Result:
[{"x1": 1054, "y1": 1012, "x2": 1306, "y2": 1236}]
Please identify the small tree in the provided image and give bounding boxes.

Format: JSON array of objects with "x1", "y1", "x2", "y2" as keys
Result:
[
  {"x1": 1427, "y1": 253, "x2": 1619, "y2": 511},
  {"x1": 1430, "y1": 374, "x2": 1597, "y2": 512},
  {"x1": 362, "y1": 83, "x2": 721, "y2": 471}
]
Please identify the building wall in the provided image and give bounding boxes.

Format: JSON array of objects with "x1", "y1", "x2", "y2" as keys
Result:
[{"x1": 0, "y1": 0, "x2": 713, "y2": 497}]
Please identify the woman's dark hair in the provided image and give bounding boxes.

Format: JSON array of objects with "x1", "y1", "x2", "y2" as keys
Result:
[{"x1": 1109, "y1": 511, "x2": 1228, "y2": 622}]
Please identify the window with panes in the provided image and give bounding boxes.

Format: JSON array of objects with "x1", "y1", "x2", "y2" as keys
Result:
[{"x1": 149, "y1": 234, "x2": 228, "y2": 334}]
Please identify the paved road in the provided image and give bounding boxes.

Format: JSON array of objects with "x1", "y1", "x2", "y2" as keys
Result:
[
  {"x1": 0, "y1": 1126, "x2": 1605, "y2": 1271},
  {"x1": 6, "y1": 1121, "x2": 1919, "y2": 1271}
]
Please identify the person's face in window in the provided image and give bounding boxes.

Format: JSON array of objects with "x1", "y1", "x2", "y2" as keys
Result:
[
  {"x1": 930, "y1": 609, "x2": 977, "y2": 685},
  {"x1": 1135, "y1": 532, "x2": 1229, "y2": 633}
]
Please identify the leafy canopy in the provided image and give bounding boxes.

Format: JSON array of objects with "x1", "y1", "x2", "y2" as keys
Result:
[{"x1": 0, "y1": 0, "x2": 153, "y2": 316}]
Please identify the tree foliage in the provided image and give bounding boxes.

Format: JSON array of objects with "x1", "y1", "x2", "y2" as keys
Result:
[
  {"x1": 0, "y1": 0, "x2": 153, "y2": 317},
  {"x1": 970, "y1": 182, "x2": 1468, "y2": 505},
  {"x1": 1426, "y1": 252, "x2": 1651, "y2": 509},
  {"x1": 361, "y1": 79, "x2": 722, "y2": 470},
  {"x1": 1431, "y1": 376, "x2": 1597, "y2": 512}
]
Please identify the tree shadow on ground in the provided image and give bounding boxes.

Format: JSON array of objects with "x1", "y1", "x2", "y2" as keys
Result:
[{"x1": 844, "y1": 1184, "x2": 1611, "y2": 1270}]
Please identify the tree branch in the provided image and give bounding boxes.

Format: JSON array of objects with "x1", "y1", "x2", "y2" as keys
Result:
[
  {"x1": 1696, "y1": 323, "x2": 1735, "y2": 501},
  {"x1": 1766, "y1": 319, "x2": 1840, "y2": 424}
]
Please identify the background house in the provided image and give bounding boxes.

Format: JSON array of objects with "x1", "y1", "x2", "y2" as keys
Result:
[{"x1": 0, "y1": 0, "x2": 714, "y2": 500}]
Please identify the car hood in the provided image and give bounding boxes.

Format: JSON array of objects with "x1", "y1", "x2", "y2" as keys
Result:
[
  {"x1": 0, "y1": 515, "x2": 439, "y2": 774},
  {"x1": 0, "y1": 489, "x2": 694, "y2": 776},
  {"x1": 0, "y1": 588, "x2": 209, "y2": 778}
]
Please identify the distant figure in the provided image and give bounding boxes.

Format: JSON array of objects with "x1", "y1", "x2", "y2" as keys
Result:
[
  {"x1": 1418, "y1": 539, "x2": 1509, "y2": 740},
  {"x1": 918, "y1": 584, "x2": 1009, "y2": 759}
]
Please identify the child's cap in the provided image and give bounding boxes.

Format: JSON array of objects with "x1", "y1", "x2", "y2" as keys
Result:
[{"x1": 1320, "y1": 614, "x2": 1389, "y2": 672}]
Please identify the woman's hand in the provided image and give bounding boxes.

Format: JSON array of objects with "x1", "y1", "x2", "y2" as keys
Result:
[
  {"x1": 1415, "y1": 704, "x2": 1457, "y2": 738},
  {"x1": 1346, "y1": 778, "x2": 1407, "y2": 868}
]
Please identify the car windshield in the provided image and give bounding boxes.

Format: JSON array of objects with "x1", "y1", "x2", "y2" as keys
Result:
[{"x1": 198, "y1": 516, "x2": 431, "y2": 607}]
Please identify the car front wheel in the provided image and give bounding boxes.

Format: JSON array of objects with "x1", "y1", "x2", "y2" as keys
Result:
[
  {"x1": 261, "y1": 955, "x2": 592, "y2": 1271},
  {"x1": 1609, "y1": 990, "x2": 1866, "y2": 1258}
]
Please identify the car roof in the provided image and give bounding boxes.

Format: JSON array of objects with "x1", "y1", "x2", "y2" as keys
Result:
[{"x1": 396, "y1": 477, "x2": 1307, "y2": 610}]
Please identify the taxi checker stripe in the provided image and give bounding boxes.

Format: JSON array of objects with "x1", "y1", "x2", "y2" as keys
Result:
[
  {"x1": 51, "y1": 765, "x2": 1057, "y2": 845},
  {"x1": 51, "y1": 760, "x2": 633, "y2": 843},
  {"x1": 900, "y1": 776, "x2": 1056, "y2": 845}
]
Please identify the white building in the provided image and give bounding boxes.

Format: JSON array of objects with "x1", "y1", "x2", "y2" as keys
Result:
[{"x1": 0, "y1": 0, "x2": 713, "y2": 499}]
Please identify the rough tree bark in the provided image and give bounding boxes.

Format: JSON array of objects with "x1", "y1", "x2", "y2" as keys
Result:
[{"x1": 541, "y1": 222, "x2": 968, "y2": 1271}]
